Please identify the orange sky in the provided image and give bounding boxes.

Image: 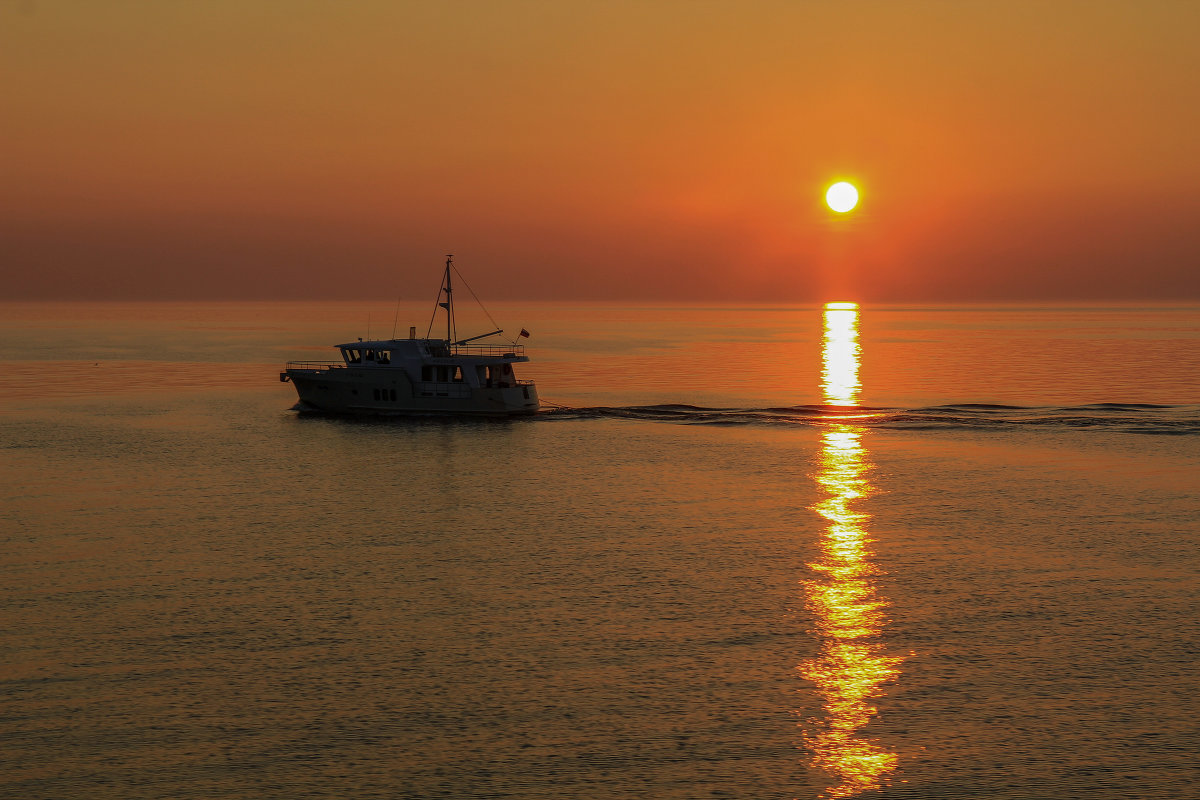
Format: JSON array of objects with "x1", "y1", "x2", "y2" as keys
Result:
[{"x1": 2, "y1": 1, "x2": 1198, "y2": 301}]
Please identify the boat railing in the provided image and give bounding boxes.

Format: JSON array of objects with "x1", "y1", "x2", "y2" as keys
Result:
[
  {"x1": 448, "y1": 343, "x2": 525, "y2": 358},
  {"x1": 286, "y1": 361, "x2": 345, "y2": 371}
]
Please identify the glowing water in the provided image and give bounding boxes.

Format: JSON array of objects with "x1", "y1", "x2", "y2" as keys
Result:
[{"x1": 1, "y1": 302, "x2": 1198, "y2": 799}]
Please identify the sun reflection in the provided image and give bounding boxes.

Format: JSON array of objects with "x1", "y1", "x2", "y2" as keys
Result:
[
  {"x1": 800, "y1": 303, "x2": 903, "y2": 798},
  {"x1": 821, "y1": 303, "x2": 861, "y2": 407}
]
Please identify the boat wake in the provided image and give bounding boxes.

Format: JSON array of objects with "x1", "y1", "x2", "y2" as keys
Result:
[{"x1": 540, "y1": 402, "x2": 1200, "y2": 435}]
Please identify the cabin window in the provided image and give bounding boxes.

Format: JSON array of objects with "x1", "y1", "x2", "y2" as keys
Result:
[
  {"x1": 372, "y1": 389, "x2": 380, "y2": 401},
  {"x1": 365, "y1": 350, "x2": 375, "y2": 361},
  {"x1": 436, "y1": 366, "x2": 449, "y2": 382},
  {"x1": 452, "y1": 366, "x2": 463, "y2": 382},
  {"x1": 346, "y1": 349, "x2": 362, "y2": 364},
  {"x1": 389, "y1": 389, "x2": 397, "y2": 401},
  {"x1": 421, "y1": 365, "x2": 433, "y2": 381},
  {"x1": 485, "y1": 365, "x2": 512, "y2": 387},
  {"x1": 376, "y1": 350, "x2": 391, "y2": 364}
]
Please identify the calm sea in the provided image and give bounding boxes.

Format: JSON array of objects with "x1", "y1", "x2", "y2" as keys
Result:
[{"x1": 2, "y1": 301, "x2": 1198, "y2": 799}]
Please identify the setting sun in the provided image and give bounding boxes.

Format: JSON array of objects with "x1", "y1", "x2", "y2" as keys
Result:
[{"x1": 826, "y1": 182, "x2": 859, "y2": 213}]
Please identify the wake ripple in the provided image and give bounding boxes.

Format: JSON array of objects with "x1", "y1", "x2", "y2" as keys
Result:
[{"x1": 540, "y1": 402, "x2": 1200, "y2": 435}]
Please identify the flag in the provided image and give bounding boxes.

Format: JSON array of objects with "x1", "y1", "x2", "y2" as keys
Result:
[{"x1": 519, "y1": 328, "x2": 531, "y2": 338}]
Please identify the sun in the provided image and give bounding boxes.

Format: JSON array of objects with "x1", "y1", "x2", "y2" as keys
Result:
[{"x1": 825, "y1": 181, "x2": 859, "y2": 213}]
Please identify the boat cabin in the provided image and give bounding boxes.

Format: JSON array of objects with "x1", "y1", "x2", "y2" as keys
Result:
[{"x1": 333, "y1": 338, "x2": 526, "y2": 390}]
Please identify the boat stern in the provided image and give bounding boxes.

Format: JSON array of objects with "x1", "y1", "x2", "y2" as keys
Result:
[{"x1": 479, "y1": 381, "x2": 539, "y2": 415}]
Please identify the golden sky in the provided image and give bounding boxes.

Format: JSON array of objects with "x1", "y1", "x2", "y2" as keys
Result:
[{"x1": 3, "y1": 1, "x2": 1198, "y2": 301}]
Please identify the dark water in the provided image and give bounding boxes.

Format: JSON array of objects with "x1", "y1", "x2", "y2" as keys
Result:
[{"x1": 1, "y1": 303, "x2": 1198, "y2": 798}]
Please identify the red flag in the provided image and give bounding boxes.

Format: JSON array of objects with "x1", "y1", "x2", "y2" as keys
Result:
[{"x1": 519, "y1": 328, "x2": 531, "y2": 338}]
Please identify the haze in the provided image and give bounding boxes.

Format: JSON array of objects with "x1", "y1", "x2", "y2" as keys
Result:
[{"x1": 3, "y1": 1, "x2": 1198, "y2": 302}]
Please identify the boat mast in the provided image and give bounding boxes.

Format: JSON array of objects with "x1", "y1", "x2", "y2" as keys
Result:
[{"x1": 442, "y1": 254, "x2": 456, "y2": 343}]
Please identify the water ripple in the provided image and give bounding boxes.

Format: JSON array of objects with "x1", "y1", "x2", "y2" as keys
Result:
[{"x1": 540, "y1": 403, "x2": 1200, "y2": 435}]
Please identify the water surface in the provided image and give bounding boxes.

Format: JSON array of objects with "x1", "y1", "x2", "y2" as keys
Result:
[{"x1": 2, "y1": 302, "x2": 1197, "y2": 798}]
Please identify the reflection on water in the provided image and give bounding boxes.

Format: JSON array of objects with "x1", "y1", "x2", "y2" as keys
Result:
[
  {"x1": 800, "y1": 303, "x2": 903, "y2": 798},
  {"x1": 821, "y1": 303, "x2": 862, "y2": 407}
]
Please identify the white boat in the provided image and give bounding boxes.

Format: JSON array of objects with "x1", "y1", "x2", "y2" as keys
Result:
[{"x1": 280, "y1": 256, "x2": 540, "y2": 416}]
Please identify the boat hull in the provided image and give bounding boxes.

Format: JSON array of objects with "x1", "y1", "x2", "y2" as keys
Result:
[{"x1": 284, "y1": 367, "x2": 539, "y2": 417}]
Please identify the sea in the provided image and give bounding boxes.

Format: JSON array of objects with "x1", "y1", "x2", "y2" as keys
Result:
[{"x1": 2, "y1": 301, "x2": 1198, "y2": 799}]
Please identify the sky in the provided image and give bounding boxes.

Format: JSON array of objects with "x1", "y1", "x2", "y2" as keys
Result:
[{"x1": 2, "y1": 0, "x2": 1198, "y2": 302}]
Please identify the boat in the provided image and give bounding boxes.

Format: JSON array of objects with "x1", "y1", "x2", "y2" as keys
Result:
[{"x1": 280, "y1": 256, "x2": 540, "y2": 416}]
